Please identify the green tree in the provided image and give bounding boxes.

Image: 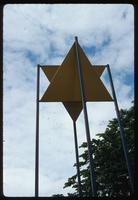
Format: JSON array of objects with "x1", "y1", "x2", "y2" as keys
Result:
[{"x1": 63, "y1": 104, "x2": 134, "y2": 197}]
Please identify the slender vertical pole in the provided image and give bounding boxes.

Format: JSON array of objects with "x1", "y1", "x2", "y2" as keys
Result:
[
  {"x1": 35, "y1": 64, "x2": 40, "y2": 197},
  {"x1": 73, "y1": 120, "x2": 82, "y2": 197},
  {"x1": 0, "y1": 5, "x2": 3, "y2": 197},
  {"x1": 74, "y1": 36, "x2": 97, "y2": 196},
  {"x1": 106, "y1": 64, "x2": 134, "y2": 193}
]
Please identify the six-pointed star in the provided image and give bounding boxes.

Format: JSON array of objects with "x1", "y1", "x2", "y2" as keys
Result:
[
  {"x1": 40, "y1": 41, "x2": 113, "y2": 121},
  {"x1": 40, "y1": 65, "x2": 108, "y2": 121}
]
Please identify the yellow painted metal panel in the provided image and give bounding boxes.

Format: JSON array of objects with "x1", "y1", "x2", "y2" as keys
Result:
[
  {"x1": 78, "y1": 44, "x2": 113, "y2": 101},
  {"x1": 40, "y1": 43, "x2": 113, "y2": 102},
  {"x1": 40, "y1": 65, "x2": 82, "y2": 121},
  {"x1": 63, "y1": 102, "x2": 82, "y2": 121},
  {"x1": 92, "y1": 65, "x2": 106, "y2": 77},
  {"x1": 40, "y1": 65, "x2": 108, "y2": 121},
  {"x1": 41, "y1": 65, "x2": 106, "y2": 80},
  {"x1": 41, "y1": 65, "x2": 59, "y2": 81},
  {"x1": 40, "y1": 43, "x2": 76, "y2": 102}
]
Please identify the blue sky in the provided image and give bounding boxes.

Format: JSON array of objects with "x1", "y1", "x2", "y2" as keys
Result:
[{"x1": 3, "y1": 4, "x2": 134, "y2": 197}]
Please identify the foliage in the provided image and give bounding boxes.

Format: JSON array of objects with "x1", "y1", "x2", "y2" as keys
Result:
[
  {"x1": 63, "y1": 103, "x2": 134, "y2": 197},
  {"x1": 52, "y1": 194, "x2": 64, "y2": 197}
]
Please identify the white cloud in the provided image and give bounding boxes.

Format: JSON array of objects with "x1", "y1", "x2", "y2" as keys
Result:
[
  {"x1": 3, "y1": 4, "x2": 134, "y2": 196},
  {"x1": 4, "y1": 167, "x2": 75, "y2": 196}
]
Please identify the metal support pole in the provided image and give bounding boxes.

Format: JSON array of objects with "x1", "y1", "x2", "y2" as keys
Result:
[
  {"x1": 73, "y1": 120, "x2": 82, "y2": 197},
  {"x1": 35, "y1": 64, "x2": 40, "y2": 197},
  {"x1": 0, "y1": 6, "x2": 3, "y2": 196},
  {"x1": 75, "y1": 36, "x2": 97, "y2": 196},
  {"x1": 106, "y1": 64, "x2": 134, "y2": 193}
]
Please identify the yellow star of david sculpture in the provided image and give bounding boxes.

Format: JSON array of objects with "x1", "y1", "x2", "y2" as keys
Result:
[
  {"x1": 35, "y1": 38, "x2": 134, "y2": 197},
  {"x1": 40, "y1": 64, "x2": 108, "y2": 121},
  {"x1": 40, "y1": 41, "x2": 113, "y2": 121}
]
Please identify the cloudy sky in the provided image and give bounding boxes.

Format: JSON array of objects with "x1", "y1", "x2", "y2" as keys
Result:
[{"x1": 3, "y1": 4, "x2": 134, "y2": 197}]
